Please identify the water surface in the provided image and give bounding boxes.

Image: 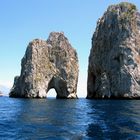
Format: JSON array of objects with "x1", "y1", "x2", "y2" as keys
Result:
[{"x1": 0, "y1": 97, "x2": 140, "y2": 139}]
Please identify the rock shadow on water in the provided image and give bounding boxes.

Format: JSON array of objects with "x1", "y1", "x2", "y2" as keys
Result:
[{"x1": 85, "y1": 100, "x2": 140, "y2": 139}]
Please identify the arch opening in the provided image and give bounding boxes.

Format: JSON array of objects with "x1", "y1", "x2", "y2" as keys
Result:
[
  {"x1": 47, "y1": 88, "x2": 57, "y2": 98},
  {"x1": 46, "y1": 76, "x2": 69, "y2": 99}
]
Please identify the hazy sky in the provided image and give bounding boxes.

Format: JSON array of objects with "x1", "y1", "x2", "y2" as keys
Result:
[{"x1": 0, "y1": 0, "x2": 140, "y2": 97}]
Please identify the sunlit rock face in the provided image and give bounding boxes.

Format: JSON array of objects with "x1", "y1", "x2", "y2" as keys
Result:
[
  {"x1": 10, "y1": 32, "x2": 79, "y2": 99},
  {"x1": 87, "y1": 2, "x2": 140, "y2": 99}
]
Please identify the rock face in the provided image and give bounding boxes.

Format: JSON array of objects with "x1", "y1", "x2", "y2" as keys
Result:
[
  {"x1": 87, "y1": 2, "x2": 140, "y2": 99},
  {"x1": 10, "y1": 32, "x2": 79, "y2": 98}
]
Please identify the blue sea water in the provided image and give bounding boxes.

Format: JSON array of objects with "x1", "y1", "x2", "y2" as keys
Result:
[{"x1": 0, "y1": 97, "x2": 140, "y2": 140}]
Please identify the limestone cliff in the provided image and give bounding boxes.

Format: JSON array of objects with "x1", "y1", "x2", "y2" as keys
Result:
[
  {"x1": 10, "y1": 32, "x2": 79, "y2": 99},
  {"x1": 87, "y1": 2, "x2": 140, "y2": 99}
]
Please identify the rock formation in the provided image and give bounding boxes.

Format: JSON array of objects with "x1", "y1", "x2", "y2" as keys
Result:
[
  {"x1": 10, "y1": 32, "x2": 79, "y2": 99},
  {"x1": 87, "y1": 2, "x2": 140, "y2": 99}
]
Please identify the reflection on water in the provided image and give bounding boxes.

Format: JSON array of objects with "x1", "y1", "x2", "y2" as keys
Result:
[{"x1": 0, "y1": 97, "x2": 140, "y2": 139}]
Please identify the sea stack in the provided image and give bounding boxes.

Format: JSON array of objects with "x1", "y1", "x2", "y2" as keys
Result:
[
  {"x1": 10, "y1": 32, "x2": 79, "y2": 99},
  {"x1": 87, "y1": 2, "x2": 140, "y2": 99}
]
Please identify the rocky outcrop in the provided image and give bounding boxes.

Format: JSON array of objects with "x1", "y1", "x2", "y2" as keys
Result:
[
  {"x1": 87, "y1": 2, "x2": 140, "y2": 99},
  {"x1": 10, "y1": 32, "x2": 79, "y2": 99}
]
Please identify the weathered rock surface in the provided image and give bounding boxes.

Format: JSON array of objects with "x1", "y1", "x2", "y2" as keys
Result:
[
  {"x1": 10, "y1": 32, "x2": 79, "y2": 98},
  {"x1": 87, "y1": 2, "x2": 140, "y2": 99}
]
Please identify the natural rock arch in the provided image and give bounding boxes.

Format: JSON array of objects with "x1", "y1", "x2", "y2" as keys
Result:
[
  {"x1": 9, "y1": 32, "x2": 79, "y2": 99},
  {"x1": 46, "y1": 76, "x2": 70, "y2": 98}
]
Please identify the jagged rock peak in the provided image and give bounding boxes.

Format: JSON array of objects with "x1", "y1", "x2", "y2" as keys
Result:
[
  {"x1": 87, "y1": 2, "x2": 140, "y2": 99},
  {"x1": 29, "y1": 39, "x2": 47, "y2": 46},
  {"x1": 9, "y1": 32, "x2": 79, "y2": 99},
  {"x1": 107, "y1": 2, "x2": 137, "y2": 12},
  {"x1": 47, "y1": 32, "x2": 65, "y2": 45}
]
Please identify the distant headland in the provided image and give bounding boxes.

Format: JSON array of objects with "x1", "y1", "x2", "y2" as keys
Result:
[{"x1": 0, "y1": 91, "x2": 3, "y2": 96}]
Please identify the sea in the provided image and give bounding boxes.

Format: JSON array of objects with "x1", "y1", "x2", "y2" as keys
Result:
[{"x1": 0, "y1": 96, "x2": 140, "y2": 140}]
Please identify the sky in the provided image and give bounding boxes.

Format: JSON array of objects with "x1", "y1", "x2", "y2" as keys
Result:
[{"x1": 0, "y1": 0, "x2": 140, "y2": 97}]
